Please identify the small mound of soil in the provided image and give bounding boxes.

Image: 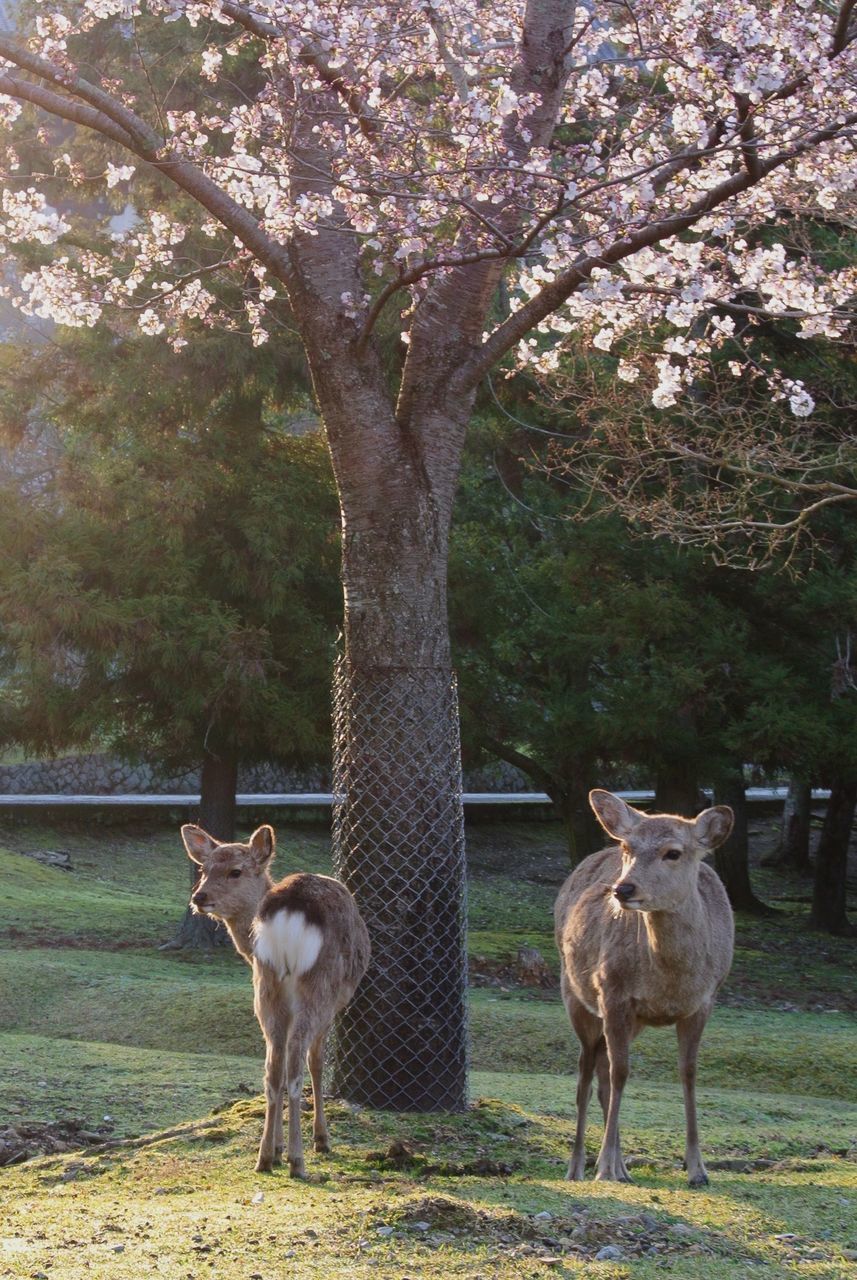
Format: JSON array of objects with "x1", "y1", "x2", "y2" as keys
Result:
[{"x1": 0, "y1": 1119, "x2": 112, "y2": 1166}]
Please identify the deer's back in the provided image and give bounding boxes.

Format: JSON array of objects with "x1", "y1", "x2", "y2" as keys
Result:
[{"x1": 555, "y1": 844, "x2": 733, "y2": 1024}]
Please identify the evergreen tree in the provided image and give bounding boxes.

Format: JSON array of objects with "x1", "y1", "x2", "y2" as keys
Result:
[{"x1": 0, "y1": 324, "x2": 340, "y2": 944}]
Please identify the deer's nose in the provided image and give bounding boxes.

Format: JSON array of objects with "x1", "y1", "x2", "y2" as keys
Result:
[
  {"x1": 192, "y1": 891, "x2": 209, "y2": 908},
  {"x1": 613, "y1": 882, "x2": 637, "y2": 902}
]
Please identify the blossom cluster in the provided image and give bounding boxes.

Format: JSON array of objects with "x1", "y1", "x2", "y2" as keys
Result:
[{"x1": 0, "y1": 0, "x2": 853, "y2": 407}]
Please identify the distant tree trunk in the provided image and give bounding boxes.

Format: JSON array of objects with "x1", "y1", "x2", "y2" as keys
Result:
[
  {"x1": 768, "y1": 778, "x2": 812, "y2": 873},
  {"x1": 197, "y1": 749, "x2": 239, "y2": 841},
  {"x1": 161, "y1": 749, "x2": 236, "y2": 951},
  {"x1": 655, "y1": 762, "x2": 700, "y2": 817},
  {"x1": 560, "y1": 764, "x2": 603, "y2": 868},
  {"x1": 713, "y1": 766, "x2": 772, "y2": 914},
  {"x1": 810, "y1": 777, "x2": 855, "y2": 935}
]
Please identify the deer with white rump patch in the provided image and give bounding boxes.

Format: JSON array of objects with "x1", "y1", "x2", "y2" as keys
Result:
[
  {"x1": 181, "y1": 823, "x2": 370, "y2": 1177},
  {"x1": 554, "y1": 790, "x2": 734, "y2": 1186}
]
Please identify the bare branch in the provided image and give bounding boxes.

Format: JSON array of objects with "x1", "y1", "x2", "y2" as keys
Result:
[{"x1": 833, "y1": 0, "x2": 857, "y2": 54}]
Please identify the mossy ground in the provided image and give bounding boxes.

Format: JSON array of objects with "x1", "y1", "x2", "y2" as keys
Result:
[{"x1": 0, "y1": 813, "x2": 855, "y2": 1279}]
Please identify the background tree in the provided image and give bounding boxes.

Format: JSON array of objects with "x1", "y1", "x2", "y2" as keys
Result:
[
  {"x1": 452, "y1": 399, "x2": 856, "y2": 925},
  {"x1": 0, "y1": 322, "x2": 341, "y2": 944},
  {"x1": 0, "y1": 0, "x2": 854, "y2": 1105}
]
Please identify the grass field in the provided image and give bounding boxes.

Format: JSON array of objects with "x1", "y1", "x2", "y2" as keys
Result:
[{"x1": 0, "y1": 812, "x2": 855, "y2": 1279}]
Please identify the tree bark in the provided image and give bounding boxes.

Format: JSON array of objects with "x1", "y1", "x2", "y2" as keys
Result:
[
  {"x1": 713, "y1": 767, "x2": 772, "y2": 914},
  {"x1": 654, "y1": 763, "x2": 701, "y2": 817},
  {"x1": 810, "y1": 777, "x2": 855, "y2": 935},
  {"x1": 559, "y1": 763, "x2": 603, "y2": 868},
  {"x1": 324, "y1": 409, "x2": 471, "y2": 1109},
  {"x1": 778, "y1": 778, "x2": 813, "y2": 873},
  {"x1": 162, "y1": 749, "x2": 236, "y2": 950}
]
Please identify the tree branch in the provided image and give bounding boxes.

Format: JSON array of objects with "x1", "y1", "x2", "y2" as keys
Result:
[
  {"x1": 456, "y1": 109, "x2": 857, "y2": 392},
  {"x1": 0, "y1": 72, "x2": 137, "y2": 150},
  {"x1": 0, "y1": 35, "x2": 163, "y2": 152},
  {"x1": 0, "y1": 44, "x2": 295, "y2": 286},
  {"x1": 218, "y1": 0, "x2": 281, "y2": 40},
  {"x1": 218, "y1": 0, "x2": 380, "y2": 138},
  {"x1": 833, "y1": 0, "x2": 857, "y2": 54}
]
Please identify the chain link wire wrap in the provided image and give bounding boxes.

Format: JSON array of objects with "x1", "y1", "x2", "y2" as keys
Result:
[{"x1": 328, "y1": 657, "x2": 469, "y2": 1111}]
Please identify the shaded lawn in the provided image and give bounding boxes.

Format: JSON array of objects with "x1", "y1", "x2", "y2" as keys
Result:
[{"x1": 0, "y1": 816, "x2": 855, "y2": 1280}]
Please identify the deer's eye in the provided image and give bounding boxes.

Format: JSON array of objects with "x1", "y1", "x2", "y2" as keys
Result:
[
  {"x1": 227, "y1": 868, "x2": 242, "y2": 879},
  {"x1": 663, "y1": 849, "x2": 682, "y2": 862}
]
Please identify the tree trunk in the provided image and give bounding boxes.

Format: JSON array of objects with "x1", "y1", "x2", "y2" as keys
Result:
[
  {"x1": 329, "y1": 534, "x2": 468, "y2": 1109},
  {"x1": 810, "y1": 777, "x2": 855, "y2": 935},
  {"x1": 322, "y1": 393, "x2": 470, "y2": 1110},
  {"x1": 331, "y1": 659, "x2": 467, "y2": 1111},
  {"x1": 162, "y1": 749, "x2": 236, "y2": 950},
  {"x1": 560, "y1": 764, "x2": 602, "y2": 868},
  {"x1": 713, "y1": 767, "x2": 771, "y2": 914},
  {"x1": 773, "y1": 778, "x2": 813, "y2": 873},
  {"x1": 654, "y1": 763, "x2": 701, "y2": 817}
]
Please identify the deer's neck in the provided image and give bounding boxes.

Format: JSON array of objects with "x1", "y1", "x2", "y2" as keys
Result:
[
  {"x1": 642, "y1": 890, "x2": 708, "y2": 964},
  {"x1": 224, "y1": 878, "x2": 273, "y2": 964}
]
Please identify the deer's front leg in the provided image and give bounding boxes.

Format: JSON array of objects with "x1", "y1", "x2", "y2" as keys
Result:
[
  {"x1": 256, "y1": 1030, "x2": 286, "y2": 1173},
  {"x1": 566, "y1": 992, "x2": 605, "y2": 1181},
  {"x1": 596, "y1": 1004, "x2": 634, "y2": 1182},
  {"x1": 677, "y1": 1005, "x2": 711, "y2": 1187}
]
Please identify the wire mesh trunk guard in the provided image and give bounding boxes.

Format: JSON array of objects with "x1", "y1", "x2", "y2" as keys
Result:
[{"x1": 328, "y1": 658, "x2": 469, "y2": 1111}]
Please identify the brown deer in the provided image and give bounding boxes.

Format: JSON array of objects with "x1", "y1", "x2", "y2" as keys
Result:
[
  {"x1": 181, "y1": 823, "x2": 370, "y2": 1177},
  {"x1": 554, "y1": 790, "x2": 734, "y2": 1186}
]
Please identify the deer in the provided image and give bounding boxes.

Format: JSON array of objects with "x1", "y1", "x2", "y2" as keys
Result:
[
  {"x1": 181, "y1": 822, "x2": 371, "y2": 1178},
  {"x1": 554, "y1": 789, "x2": 734, "y2": 1187}
]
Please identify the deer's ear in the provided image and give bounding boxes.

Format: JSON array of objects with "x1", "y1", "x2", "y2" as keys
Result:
[
  {"x1": 693, "y1": 805, "x2": 734, "y2": 852},
  {"x1": 248, "y1": 824, "x2": 276, "y2": 867},
  {"x1": 589, "y1": 790, "x2": 643, "y2": 840},
  {"x1": 181, "y1": 824, "x2": 219, "y2": 865}
]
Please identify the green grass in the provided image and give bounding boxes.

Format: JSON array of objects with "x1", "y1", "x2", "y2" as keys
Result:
[{"x1": 0, "y1": 816, "x2": 855, "y2": 1280}]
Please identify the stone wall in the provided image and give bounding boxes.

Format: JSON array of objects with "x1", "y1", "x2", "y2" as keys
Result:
[
  {"x1": 0, "y1": 753, "x2": 530, "y2": 795},
  {"x1": 0, "y1": 753, "x2": 331, "y2": 796}
]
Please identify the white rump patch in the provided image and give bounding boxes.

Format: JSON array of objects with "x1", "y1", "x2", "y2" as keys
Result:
[{"x1": 252, "y1": 910, "x2": 323, "y2": 979}]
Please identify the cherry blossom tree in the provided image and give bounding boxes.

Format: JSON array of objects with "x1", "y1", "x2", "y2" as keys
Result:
[{"x1": 0, "y1": 0, "x2": 855, "y2": 1108}]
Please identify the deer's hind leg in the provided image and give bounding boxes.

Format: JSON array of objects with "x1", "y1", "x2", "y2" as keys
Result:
[
  {"x1": 254, "y1": 970, "x2": 289, "y2": 1173},
  {"x1": 563, "y1": 977, "x2": 606, "y2": 1181},
  {"x1": 256, "y1": 1024, "x2": 287, "y2": 1173},
  {"x1": 307, "y1": 1023, "x2": 332, "y2": 1154}
]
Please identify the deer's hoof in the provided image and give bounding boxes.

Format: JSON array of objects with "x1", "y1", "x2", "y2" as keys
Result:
[
  {"x1": 595, "y1": 1164, "x2": 633, "y2": 1183},
  {"x1": 255, "y1": 1156, "x2": 275, "y2": 1174},
  {"x1": 314, "y1": 1136, "x2": 331, "y2": 1154},
  {"x1": 288, "y1": 1158, "x2": 307, "y2": 1179},
  {"x1": 688, "y1": 1170, "x2": 709, "y2": 1188}
]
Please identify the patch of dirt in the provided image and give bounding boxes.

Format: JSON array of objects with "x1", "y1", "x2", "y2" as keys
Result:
[
  {"x1": 470, "y1": 945, "x2": 559, "y2": 990},
  {"x1": 374, "y1": 1196, "x2": 744, "y2": 1265},
  {"x1": 16, "y1": 848, "x2": 74, "y2": 871},
  {"x1": 0, "y1": 1120, "x2": 113, "y2": 1167},
  {"x1": 364, "y1": 1140, "x2": 519, "y2": 1178}
]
